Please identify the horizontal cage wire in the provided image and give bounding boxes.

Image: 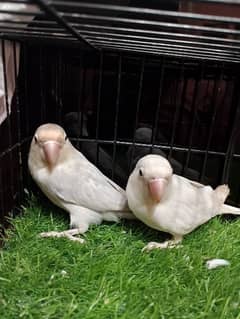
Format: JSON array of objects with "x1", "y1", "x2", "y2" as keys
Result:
[
  {"x1": 0, "y1": 0, "x2": 240, "y2": 61},
  {"x1": 0, "y1": 0, "x2": 240, "y2": 229}
]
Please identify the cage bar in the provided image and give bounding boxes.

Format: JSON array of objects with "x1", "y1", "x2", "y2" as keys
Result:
[
  {"x1": 111, "y1": 54, "x2": 122, "y2": 180},
  {"x1": 95, "y1": 51, "x2": 104, "y2": 166},
  {"x1": 128, "y1": 57, "x2": 145, "y2": 171},
  {"x1": 0, "y1": 0, "x2": 240, "y2": 225}
]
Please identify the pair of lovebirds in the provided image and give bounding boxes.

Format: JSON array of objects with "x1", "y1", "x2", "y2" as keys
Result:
[{"x1": 28, "y1": 124, "x2": 240, "y2": 251}]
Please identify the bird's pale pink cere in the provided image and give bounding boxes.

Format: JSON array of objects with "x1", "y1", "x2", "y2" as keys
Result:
[
  {"x1": 42, "y1": 141, "x2": 61, "y2": 168},
  {"x1": 148, "y1": 178, "x2": 166, "y2": 202}
]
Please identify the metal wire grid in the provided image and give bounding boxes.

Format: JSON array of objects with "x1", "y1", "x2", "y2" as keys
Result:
[
  {"x1": 1, "y1": 0, "x2": 240, "y2": 62},
  {"x1": 0, "y1": 43, "x2": 240, "y2": 224},
  {"x1": 1, "y1": 0, "x2": 240, "y2": 225}
]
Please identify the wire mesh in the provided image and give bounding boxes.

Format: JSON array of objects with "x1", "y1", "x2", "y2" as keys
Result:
[
  {"x1": 1, "y1": 1, "x2": 240, "y2": 61},
  {"x1": 0, "y1": 0, "x2": 240, "y2": 228}
]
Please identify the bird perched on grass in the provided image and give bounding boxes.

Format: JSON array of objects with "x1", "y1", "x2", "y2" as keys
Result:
[
  {"x1": 28, "y1": 123, "x2": 134, "y2": 242},
  {"x1": 126, "y1": 154, "x2": 240, "y2": 251}
]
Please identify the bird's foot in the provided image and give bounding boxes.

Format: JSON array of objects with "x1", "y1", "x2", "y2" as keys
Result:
[
  {"x1": 142, "y1": 239, "x2": 183, "y2": 252},
  {"x1": 39, "y1": 229, "x2": 85, "y2": 243}
]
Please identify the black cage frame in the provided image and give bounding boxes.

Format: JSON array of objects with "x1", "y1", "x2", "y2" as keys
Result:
[{"x1": 1, "y1": 0, "x2": 240, "y2": 230}]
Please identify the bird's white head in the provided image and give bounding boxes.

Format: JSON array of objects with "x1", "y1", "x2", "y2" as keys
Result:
[
  {"x1": 133, "y1": 154, "x2": 173, "y2": 203},
  {"x1": 31, "y1": 123, "x2": 69, "y2": 170}
]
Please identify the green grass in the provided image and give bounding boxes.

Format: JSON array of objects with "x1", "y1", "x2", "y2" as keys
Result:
[{"x1": 0, "y1": 196, "x2": 240, "y2": 319}]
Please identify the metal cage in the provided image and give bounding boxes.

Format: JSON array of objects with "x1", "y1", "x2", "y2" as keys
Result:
[{"x1": 1, "y1": 0, "x2": 240, "y2": 231}]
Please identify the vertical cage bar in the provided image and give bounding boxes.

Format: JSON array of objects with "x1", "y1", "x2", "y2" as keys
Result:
[
  {"x1": 151, "y1": 57, "x2": 165, "y2": 150},
  {"x1": 94, "y1": 51, "x2": 104, "y2": 165},
  {"x1": 13, "y1": 41, "x2": 24, "y2": 204},
  {"x1": 236, "y1": 183, "x2": 240, "y2": 206},
  {"x1": 202, "y1": 79, "x2": 211, "y2": 107},
  {"x1": 221, "y1": 83, "x2": 240, "y2": 184},
  {"x1": 111, "y1": 54, "x2": 122, "y2": 180},
  {"x1": 169, "y1": 60, "x2": 185, "y2": 159},
  {"x1": 77, "y1": 52, "x2": 86, "y2": 149},
  {"x1": 22, "y1": 43, "x2": 32, "y2": 189},
  {"x1": 183, "y1": 62, "x2": 204, "y2": 175},
  {"x1": 200, "y1": 65, "x2": 224, "y2": 182},
  {"x1": 56, "y1": 49, "x2": 63, "y2": 124},
  {"x1": 52, "y1": 49, "x2": 57, "y2": 122},
  {"x1": 39, "y1": 47, "x2": 47, "y2": 123},
  {"x1": 176, "y1": 70, "x2": 188, "y2": 146},
  {"x1": 60, "y1": 52, "x2": 66, "y2": 126},
  {"x1": 129, "y1": 56, "x2": 145, "y2": 170},
  {"x1": 23, "y1": 43, "x2": 30, "y2": 137}
]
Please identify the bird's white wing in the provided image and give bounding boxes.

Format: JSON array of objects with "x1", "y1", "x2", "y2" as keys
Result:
[
  {"x1": 176, "y1": 175, "x2": 205, "y2": 188},
  {"x1": 46, "y1": 153, "x2": 128, "y2": 213}
]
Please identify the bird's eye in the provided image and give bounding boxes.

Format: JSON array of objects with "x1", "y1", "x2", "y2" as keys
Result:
[
  {"x1": 34, "y1": 136, "x2": 38, "y2": 143},
  {"x1": 139, "y1": 169, "x2": 143, "y2": 177}
]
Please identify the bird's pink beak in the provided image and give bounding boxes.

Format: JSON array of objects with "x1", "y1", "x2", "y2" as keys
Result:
[
  {"x1": 148, "y1": 178, "x2": 167, "y2": 202},
  {"x1": 43, "y1": 141, "x2": 61, "y2": 168}
]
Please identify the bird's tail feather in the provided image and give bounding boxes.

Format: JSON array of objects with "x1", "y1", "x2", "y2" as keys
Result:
[{"x1": 220, "y1": 204, "x2": 240, "y2": 215}]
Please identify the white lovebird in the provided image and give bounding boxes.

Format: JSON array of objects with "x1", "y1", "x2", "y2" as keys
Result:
[
  {"x1": 28, "y1": 123, "x2": 134, "y2": 242},
  {"x1": 126, "y1": 154, "x2": 240, "y2": 251}
]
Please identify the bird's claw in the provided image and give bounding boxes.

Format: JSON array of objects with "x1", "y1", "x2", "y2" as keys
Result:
[
  {"x1": 39, "y1": 231, "x2": 85, "y2": 243},
  {"x1": 39, "y1": 231, "x2": 60, "y2": 238},
  {"x1": 66, "y1": 235, "x2": 85, "y2": 243},
  {"x1": 142, "y1": 241, "x2": 182, "y2": 252},
  {"x1": 142, "y1": 241, "x2": 168, "y2": 252}
]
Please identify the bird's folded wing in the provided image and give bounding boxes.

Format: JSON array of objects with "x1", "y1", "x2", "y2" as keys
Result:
[
  {"x1": 50, "y1": 159, "x2": 128, "y2": 212},
  {"x1": 177, "y1": 175, "x2": 205, "y2": 188}
]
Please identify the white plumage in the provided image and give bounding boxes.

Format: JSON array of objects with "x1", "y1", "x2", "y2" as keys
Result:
[
  {"x1": 28, "y1": 123, "x2": 134, "y2": 242},
  {"x1": 126, "y1": 154, "x2": 240, "y2": 251}
]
